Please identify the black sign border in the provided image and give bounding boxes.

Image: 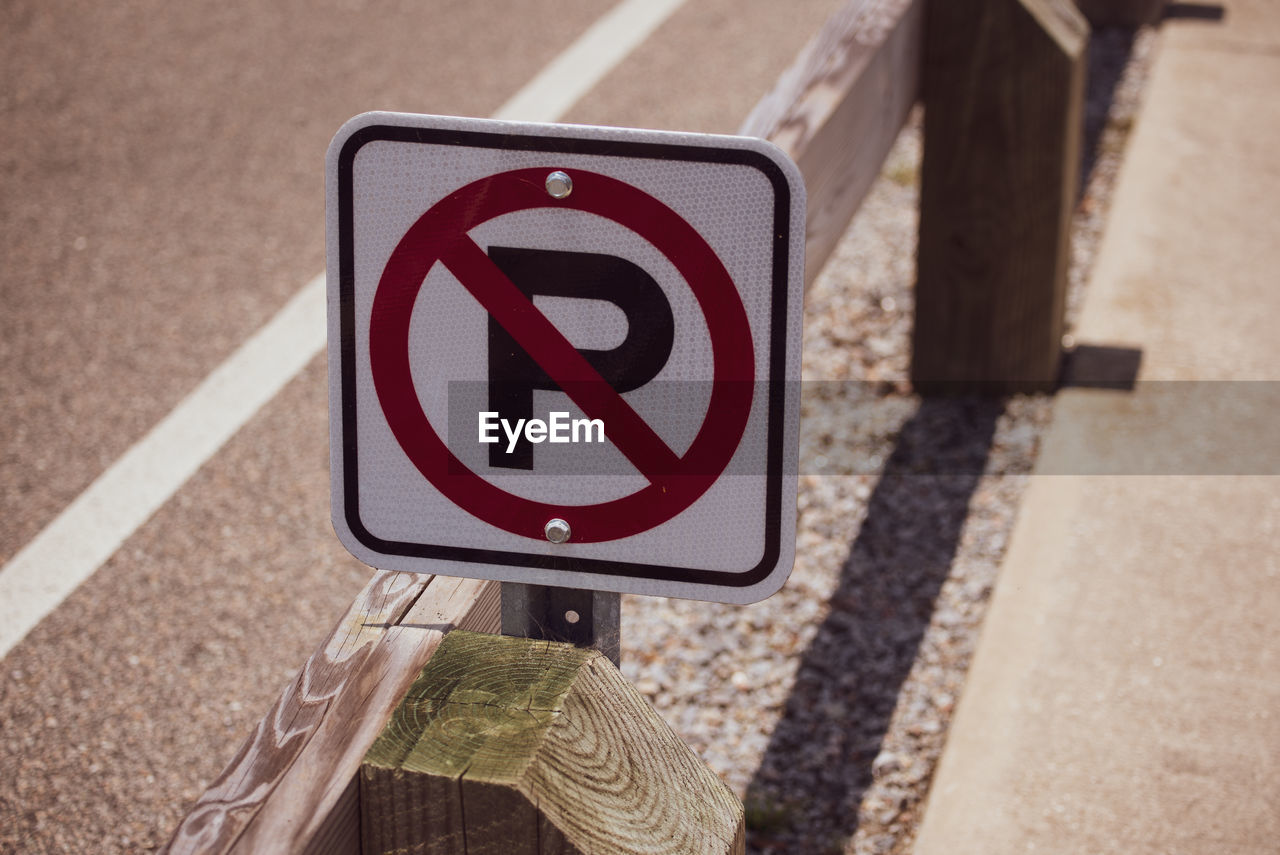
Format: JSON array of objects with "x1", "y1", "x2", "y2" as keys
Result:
[{"x1": 337, "y1": 122, "x2": 794, "y2": 589}]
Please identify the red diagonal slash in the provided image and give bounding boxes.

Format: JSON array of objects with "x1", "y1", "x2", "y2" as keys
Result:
[{"x1": 442, "y1": 235, "x2": 683, "y2": 480}]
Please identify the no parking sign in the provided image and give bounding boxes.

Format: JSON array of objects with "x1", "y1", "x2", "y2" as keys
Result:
[{"x1": 326, "y1": 112, "x2": 804, "y2": 603}]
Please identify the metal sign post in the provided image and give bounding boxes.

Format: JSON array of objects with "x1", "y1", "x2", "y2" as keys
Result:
[{"x1": 501, "y1": 583, "x2": 620, "y2": 665}]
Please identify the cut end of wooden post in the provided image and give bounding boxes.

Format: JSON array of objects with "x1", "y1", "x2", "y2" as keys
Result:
[{"x1": 361, "y1": 631, "x2": 745, "y2": 855}]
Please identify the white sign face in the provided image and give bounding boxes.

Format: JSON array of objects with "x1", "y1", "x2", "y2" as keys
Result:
[{"x1": 326, "y1": 112, "x2": 804, "y2": 604}]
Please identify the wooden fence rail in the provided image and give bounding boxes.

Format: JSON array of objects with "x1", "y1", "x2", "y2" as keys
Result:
[
  {"x1": 164, "y1": 573, "x2": 501, "y2": 854},
  {"x1": 739, "y1": 0, "x2": 922, "y2": 289},
  {"x1": 165, "y1": 0, "x2": 1088, "y2": 851}
]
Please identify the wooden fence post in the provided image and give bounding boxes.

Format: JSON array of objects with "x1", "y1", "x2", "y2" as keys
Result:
[
  {"x1": 912, "y1": 0, "x2": 1087, "y2": 392},
  {"x1": 361, "y1": 631, "x2": 745, "y2": 855}
]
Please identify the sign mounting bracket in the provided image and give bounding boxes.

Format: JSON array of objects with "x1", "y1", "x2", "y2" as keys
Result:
[{"x1": 501, "y1": 582, "x2": 621, "y2": 665}]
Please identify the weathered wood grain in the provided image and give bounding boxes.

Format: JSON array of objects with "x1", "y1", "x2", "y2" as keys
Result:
[
  {"x1": 161, "y1": 570, "x2": 427, "y2": 854},
  {"x1": 361, "y1": 632, "x2": 745, "y2": 855},
  {"x1": 162, "y1": 573, "x2": 500, "y2": 855},
  {"x1": 912, "y1": 0, "x2": 1087, "y2": 391},
  {"x1": 401, "y1": 573, "x2": 501, "y2": 634},
  {"x1": 740, "y1": 0, "x2": 923, "y2": 288}
]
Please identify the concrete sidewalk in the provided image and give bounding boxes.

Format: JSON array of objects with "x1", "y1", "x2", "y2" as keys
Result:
[{"x1": 914, "y1": 2, "x2": 1280, "y2": 854}]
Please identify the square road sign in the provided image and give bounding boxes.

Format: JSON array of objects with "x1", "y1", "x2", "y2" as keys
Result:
[{"x1": 326, "y1": 112, "x2": 804, "y2": 604}]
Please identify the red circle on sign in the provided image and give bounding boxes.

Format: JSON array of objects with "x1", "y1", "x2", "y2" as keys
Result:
[{"x1": 370, "y1": 167, "x2": 754, "y2": 542}]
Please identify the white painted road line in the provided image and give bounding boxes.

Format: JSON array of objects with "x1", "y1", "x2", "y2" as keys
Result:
[
  {"x1": 490, "y1": 0, "x2": 689, "y2": 122},
  {"x1": 0, "y1": 0, "x2": 690, "y2": 659},
  {"x1": 0, "y1": 273, "x2": 326, "y2": 657}
]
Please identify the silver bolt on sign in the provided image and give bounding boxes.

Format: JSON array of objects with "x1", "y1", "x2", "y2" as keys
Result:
[
  {"x1": 545, "y1": 170, "x2": 573, "y2": 199},
  {"x1": 544, "y1": 518, "x2": 572, "y2": 543}
]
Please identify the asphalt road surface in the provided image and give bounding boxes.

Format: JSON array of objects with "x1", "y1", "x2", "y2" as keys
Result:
[{"x1": 0, "y1": 0, "x2": 846, "y2": 850}]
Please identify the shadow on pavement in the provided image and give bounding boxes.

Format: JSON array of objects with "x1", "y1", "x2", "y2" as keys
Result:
[
  {"x1": 1081, "y1": 26, "x2": 1140, "y2": 196},
  {"x1": 744, "y1": 19, "x2": 1152, "y2": 851},
  {"x1": 1059, "y1": 343, "x2": 1144, "y2": 390},
  {"x1": 1163, "y1": 2, "x2": 1226, "y2": 22},
  {"x1": 745, "y1": 397, "x2": 1002, "y2": 853}
]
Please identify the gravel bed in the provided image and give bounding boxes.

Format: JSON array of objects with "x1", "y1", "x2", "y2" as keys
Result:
[{"x1": 619, "y1": 25, "x2": 1157, "y2": 855}]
